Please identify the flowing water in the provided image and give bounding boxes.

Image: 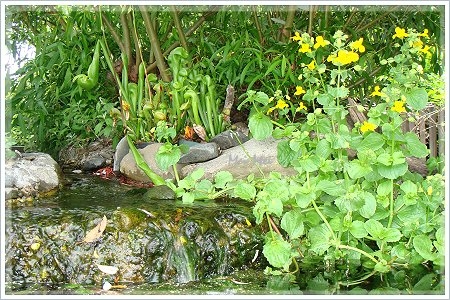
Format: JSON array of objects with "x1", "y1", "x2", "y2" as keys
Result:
[{"x1": 4, "y1": 173, "x2": 444, "y2": 296}]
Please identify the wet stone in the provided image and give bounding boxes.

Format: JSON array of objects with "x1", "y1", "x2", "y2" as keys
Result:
[
  {"x1": 211, "y1": 130, "x2": 250, "y2": 150},
  {"x1": 178, "y1": 140, "x2": 220, "y2": 164}
]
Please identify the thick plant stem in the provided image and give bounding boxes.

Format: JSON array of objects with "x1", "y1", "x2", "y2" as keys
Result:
[
  {"x1": 139, "y1": 6, "x2": 171, "y2": 82},
  {"x1": 120, "y1": 8, "x2": 133, "y2": 69},
  {"x1": 252, "y1": 6, "x2": 264, "y2": 45},
  {"x1": 171, "y1": 6, "x2": 188, "y2": 51}
]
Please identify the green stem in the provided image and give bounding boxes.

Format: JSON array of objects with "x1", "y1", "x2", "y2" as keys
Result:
[
  {"x1": 387, "y1": 179, "x2": 394, "y2": 228},
  {"x1": 338, "y1": 244, "x2": 379, "y2": 264},
  {"x1": 172, "y1": 164, "x2": 180, "y2": 184},
  {"x1": 311, "y1": 199, "x2": 336, "y2": 241}
]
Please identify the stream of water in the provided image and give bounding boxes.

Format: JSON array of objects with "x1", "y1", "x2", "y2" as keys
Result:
[{"x1": 4, "y1": 173, "x2": 444, "y2": 296}]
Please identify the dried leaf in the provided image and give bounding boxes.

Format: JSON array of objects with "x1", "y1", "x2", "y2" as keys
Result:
[
  {"x1": 96, "y1": 264, "x2": 119, "y2": 275},
  {"x1": 193, "y1": 124, "x2": 207, "y2": 141},
  {"x1": 82, "y1": 215, "x2": 107, "y2": 243},
  {"x1": 184, "y1": 126, "x2": 194, "y2": 140}
]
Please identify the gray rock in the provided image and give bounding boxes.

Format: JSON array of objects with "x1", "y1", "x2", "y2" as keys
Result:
[
  {"x1": 211, "y1": 130, "x2": 250, "y2": 150},
  {"x1": 59, "y1": 138, "x2": 114, "y2": 170},
  {"x1": 82, "y1": 154, "x2": 108, "y2": 171},
  {"x1": 5, "y1": 188, "x2": 19, "y2": 200},
  {"x1": 143, "y1": 185, "x2": 176, "y2": 200},
  {"x1": 5, "y1": 152, "x2": 62, "y2": 198},
  {"x1": 181, "y1": 137, "x2": 297, "y2": 180},
  {"x1": 113, "y1": 136, "x2": 130, "y2": 172},
  {"x1": 178, "y1": 140, "x2": 220, "y2": 164},
  {"x1": 120, "y1": 143, "x2": 182, "y2": 183}
]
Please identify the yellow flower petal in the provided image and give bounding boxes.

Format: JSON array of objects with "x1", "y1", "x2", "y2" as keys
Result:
[
  {"x1": 307, "y1": 60, "x2": 315, "y2": 70},
  {"x1": 291, "y1": 31, "x2": 302, "y2": 41},
  {"x1": 392, "y1": 27, "x2": 409, "y2": 39},
  {"x1": 294, "y1": 86, "x2": 306, "y2": 95},
  {"x1": 313, "y1": 35, "x2": 330, "y2": 49},
  {"x1": 391, "y1": 100, "x2": 406, "y2": 113},
  {"x1": 299, "y1": 43, "x2": 312, "y2": 53},
  {"x1": 370, "y1": 86, "x2": 383, "y2": 97},
  {"x1": 360, "y1": 121, "x2": 377, "y2": 133}
]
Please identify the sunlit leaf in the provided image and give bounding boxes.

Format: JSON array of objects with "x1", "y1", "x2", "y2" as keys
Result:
[
  {"x1": 281, "y1": 210, "x2": 304, "y2": 239},
  {"x1": 82, "y1": 215, "x2": 107, "y2": 243},
  {"x1": 96, "y1": 264, "x2": 118, "y2": 275},
  {"x1": 262, "y1": 233, "x2": 292, "y2": 269}
]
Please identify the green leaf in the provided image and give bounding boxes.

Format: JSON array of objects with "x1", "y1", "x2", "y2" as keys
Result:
[
  {"x1": 254, "y1": 91, "x2": 270, "y2": 106},
  {"x1": 155, "y1": 143, "x2": 181, "y2": 171},
  {"x1": 182, "y1": 192, "x2": 195, "y2": 204},
  {"x1": 358, "y1": 192, "x2": 377, "y2": 218},
  {"x1": 309, "y1": 224, "x2": 332, "y2": 255},
  {"x1": 404, "y1": 132, "x2": 428, "y2": 158},
  {"x1": 281, "y1": 210, "x2": 304, "y2": 239},
  {"x1": 405, "y1": 87, "x2": 428, "y2": 110},
  {"x1": 316, "y1": 179, "x2": 346, "y2": 196},
  {"x1": 413, "y1": 235, "x2": 436, "y2": 261},
  {"x1": 263, "y1": 233, "x2": 292, "y2": 269},
  {"x1": 190, "y1": 168, "x2": 205, "y2": 181},
  {"x1": 377, "y1": 180, "x2": 392, "y2": 196},
  {"x1": 315, "y1": 139, "x2": 331, "y2": 160},
  {"x1": 346, "y1": 159, "x2": 372, "y2": 179},
  {"x1": 349, "y1": 220, "x2": 367, "y2": 238},
  {"x1": 358, "y1": 132, "x2": 385, "y2": 151},
  {"x1": 214, "y1": 171, "x2": 233, "y2": 189},
  {"x1": 234, "y1": 182, "x2": 256, "y2": 201},
  {"x1": 277, "y1": 140, "x2": 299, "y2": 167},
  {"x1": 376, "y1": 162, "x2": 408, "y2": 179},
  {"x1": 364, "y1": 219, "x2": 385, "y2": 240},
  {"x1": 248, "y1": 112, "x2": 273, "y2": 140}
]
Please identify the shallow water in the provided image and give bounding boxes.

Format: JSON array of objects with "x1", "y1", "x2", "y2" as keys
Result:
[{"x1": 4, "y1": 173, "x2": 445, "y2": 295}]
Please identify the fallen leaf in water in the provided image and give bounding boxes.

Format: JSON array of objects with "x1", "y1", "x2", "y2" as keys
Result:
[
  {"x1": 193, "y1": 124, "x2": 207, "y2": 141},
  {"x1": 82, "y1": 215, "x2": 107, "y2": 243},
  {"x1": 96, "y1": 264, "x2": 119, "y2": 275}
]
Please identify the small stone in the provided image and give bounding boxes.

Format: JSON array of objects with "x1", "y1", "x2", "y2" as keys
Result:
[
  {"x1": 144, "y1": 185, "x2": 176, "y2": 200},
  {"x1": 72, "y1": 169, "x2": 83, "y2": 174},
  {"x1": 211, "y1": 130, "x2": 249, "y2": 150},
  {"x1": 178, "y1": 140, "x2": 219, "y2": 164},
  {"x1": 82, "y1": 154, "x2": 106, "y2": 171},
  {"x1": 103, "y1": 281, "x2": 112, "y2": 291}
]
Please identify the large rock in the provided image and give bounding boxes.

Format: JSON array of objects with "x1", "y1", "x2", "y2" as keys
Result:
[
  {"x1": 181, "y1": 138, "x2": 297, "y2": 180},
  {"x1": 5, "y1": 153, "x2": 62, "y2": 199},
  {"x1": 119, "y1": 143, "x2": 182, "y2": 182}
]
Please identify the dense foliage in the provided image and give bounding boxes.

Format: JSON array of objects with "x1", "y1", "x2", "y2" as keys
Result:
[{"x1": 4, "y1": 4, "x2": 446, "y2": 292}]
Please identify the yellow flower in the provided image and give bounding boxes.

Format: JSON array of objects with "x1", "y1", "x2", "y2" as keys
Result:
[
  {"x1": 412, "y1": 39, "x2": 424, "y2": 49},
  {"x1": 419, "y1": 29, "x2": 429, "y2": 38},
  {"x1": 419, "y1": 45, "x2": 431, "y2": 55},
  {"x1": 307, "y1": 60, "x2": 315, "y2": 70},
  {"x1": 294, "y1": 86, "x2": 306, "y2": 95},
  {"x1": 427, "y1": 186, "x2": 433, "y2": 196},
  {"x1": 291, "y1": 31, "x2": 302, "y2": 41},
  {"x1": 391, "y1": 100, "x2": 406, "y2": 113},
  {"x1": 275, "y1": 99, "x2": 289, "y2": 109},
  {"x1": 267, "y1": 107, "x2": 275, "y2": 114},
  {"x1": 331, "y1": 50, "x2": 359, "y2": 65},
  {"x1": 296, "y1": 102, "x2": 307, "y2": 112},
  {"x1": 299, "y1": 43, "x2": 312, "y2": 53},
  {"x1": 392, "y1": 27, "x2": 409, "y2": 39},
  {"x1": 313, "y1": 35, "x2": 330, "y2": 49},
  {"x1": 360, "y1": 121, "x2": 377, "y2": 133},
  {"x1": 370, "y1": 86, "x2": 383, "y2": 97},
  {"x1": 350, "y1": 38, "x2": 365, "y2": 53}
]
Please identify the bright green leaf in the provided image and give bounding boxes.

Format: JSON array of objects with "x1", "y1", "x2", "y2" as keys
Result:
[
  {"x1": 249, "y1": 112, "x2": 273, "y2": 140},
  {"x1": 281, "y1": 210, "x2": 304, "y2": 239}
]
